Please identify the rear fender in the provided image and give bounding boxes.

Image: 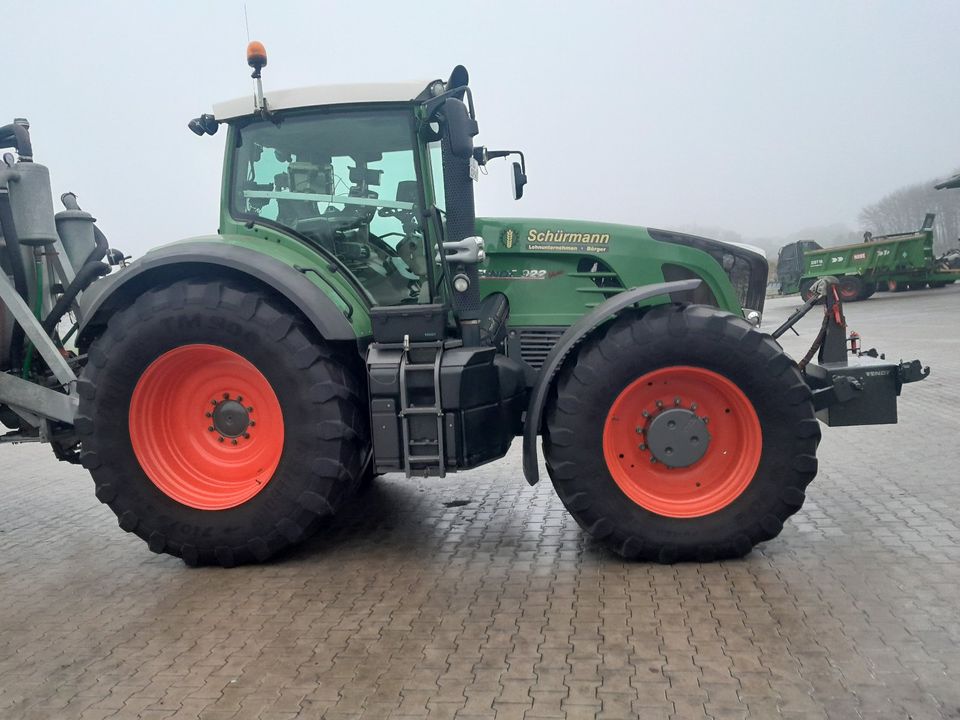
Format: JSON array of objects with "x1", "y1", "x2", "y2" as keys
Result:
[
  {"x1": 522, "y1": 279, "x2": 701, "y2": 485},
  {"x1": 77, "y1": 242, "x2": 360, "y2": 347}
]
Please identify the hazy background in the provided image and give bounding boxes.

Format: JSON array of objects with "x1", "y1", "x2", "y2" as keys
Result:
[{"x1": 5, "y1": 0, "x2": 960, "y2": 257}]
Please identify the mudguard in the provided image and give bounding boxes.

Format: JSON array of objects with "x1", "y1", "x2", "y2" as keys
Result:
[
  {"x1": 77, "y1": 241, "x2": 358, "y2": 344},
  {"x1": 522, "y1": 278, "x2": 702, "y2": 485}
]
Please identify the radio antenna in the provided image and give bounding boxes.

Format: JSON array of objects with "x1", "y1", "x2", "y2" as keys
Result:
[{"x1": 244, "y1": 3, "x2": 251, "y2": 42}]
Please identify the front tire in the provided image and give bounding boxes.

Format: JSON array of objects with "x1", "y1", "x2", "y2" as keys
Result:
[
  {"x1": 76, "y1": 280, "x2": 368, "y2": 566},
  {"x1": 543, "y1": 304, "x2": 821, "y2": 562}
]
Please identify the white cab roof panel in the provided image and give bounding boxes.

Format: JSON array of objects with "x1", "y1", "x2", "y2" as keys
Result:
[{"x1": 213, "y1": 81, "x2": 435, "y2": 120}]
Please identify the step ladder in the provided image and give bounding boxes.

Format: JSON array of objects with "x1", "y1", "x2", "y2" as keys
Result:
[{"x1": 398, "y1": 337, "x2": 446, "y2": 477}]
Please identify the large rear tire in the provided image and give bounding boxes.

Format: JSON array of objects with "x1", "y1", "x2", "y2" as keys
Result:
[
  {"x1": 76, "y1": 279, "x2": 368, "y2": 566},
  {"x1": 543, "y1": 304, "x2": 820, "y2": 562}
]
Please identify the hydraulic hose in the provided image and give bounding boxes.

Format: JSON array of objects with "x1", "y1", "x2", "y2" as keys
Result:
[
  {"x1": 85, "y1": 224, "x2": 110, "y2": 266},
  {"x1": 41, "y1": 260, "x2": 110, "y2": 335},
  {"x1": 40, "y1": 216, "x2": 111, "y2": 335}
]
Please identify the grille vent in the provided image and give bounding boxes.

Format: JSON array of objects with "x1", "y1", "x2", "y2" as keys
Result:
[{"x1": 517, "y1": 328, "x2": 565, "y2": 370}]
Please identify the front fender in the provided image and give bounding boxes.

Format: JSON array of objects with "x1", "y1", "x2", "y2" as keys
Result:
[
  {"x1": 521, "y1": 278, "x2": 701, "y2": 485},
  {"x1": 78, "y1": 242, "x2": 360, "y2": 345}
]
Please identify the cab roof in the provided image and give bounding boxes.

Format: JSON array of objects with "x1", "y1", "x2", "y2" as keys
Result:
[{"x1": 212, "y1": 80, "x2": 437, "y2": 121}]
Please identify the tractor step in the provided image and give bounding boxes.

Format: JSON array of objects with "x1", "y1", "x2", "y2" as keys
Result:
[{"x1": 398, "y1": 342, "x2": 446, "y2": 478}]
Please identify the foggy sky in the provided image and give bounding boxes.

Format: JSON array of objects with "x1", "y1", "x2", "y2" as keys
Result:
[{"x1": 5, "y1": 0, "x2": 960, "y2": 256}]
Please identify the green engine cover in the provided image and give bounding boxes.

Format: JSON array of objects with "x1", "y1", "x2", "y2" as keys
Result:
[{"x1": 476, "y1": 217, "x2": 744, "y2": 327}]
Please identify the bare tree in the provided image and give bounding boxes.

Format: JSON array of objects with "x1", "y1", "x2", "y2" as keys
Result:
[{"x1": 860, "y1": 174, "x2": 960, "y2": 255}]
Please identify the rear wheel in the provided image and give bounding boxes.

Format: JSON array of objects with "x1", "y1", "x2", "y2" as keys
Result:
[
  {"x1": 543, "y1": 304, "x2": 820, "y2": 562},
  {"x1": 928, "y1": 281, "x2": 947, "y2": 289},
  {"x1": 837, "y1": 276, "x2": 863, "y2": 302},
  {"x1": 76, "y1": 279, "x2": 368, "y2": 566},
  {"x1": 887, "y1": 279, "x2": 905, "y2": 292},
  {"x1": 858, "y1": 282, "x2": 877, "y2": 300}
]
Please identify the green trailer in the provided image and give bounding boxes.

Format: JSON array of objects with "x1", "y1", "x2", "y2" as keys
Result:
[{"x1": 777, "y1": 213, "x2": 960, "y2": 300}]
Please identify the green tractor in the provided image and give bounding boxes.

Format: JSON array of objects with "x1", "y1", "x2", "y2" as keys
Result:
[{"x1": 0, "y1": 47, "x2": 929, "y2": 565}]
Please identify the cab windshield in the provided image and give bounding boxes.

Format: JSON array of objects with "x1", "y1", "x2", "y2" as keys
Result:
[{"x1": 231, "y1": 109, "x2": 430, "y2": 305}]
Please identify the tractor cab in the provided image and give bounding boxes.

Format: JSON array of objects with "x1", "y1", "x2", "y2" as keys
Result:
[
  {"x1": 221, "y1": 90, "x2": 439, "y2": 307},
  {"x1": 205, "y1": 61, "x2": 524, "y2": 356}
]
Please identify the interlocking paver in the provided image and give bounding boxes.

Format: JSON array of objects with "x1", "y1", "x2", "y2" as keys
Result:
[{"x1": 2, "y1": 286, "x2": 960, "y2": 719}]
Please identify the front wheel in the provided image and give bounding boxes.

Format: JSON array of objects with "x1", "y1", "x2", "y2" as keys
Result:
[
  {"x1": 543, "y1": 304, "x2": 821, "y2": 562},
  {"x1": 76, "y1": 280, "x2": 368, "y2": 566}
]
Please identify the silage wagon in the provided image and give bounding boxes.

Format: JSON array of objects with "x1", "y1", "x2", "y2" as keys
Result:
[{"x1": 777, "y1": 213, "x2": 960, "y2": 300}]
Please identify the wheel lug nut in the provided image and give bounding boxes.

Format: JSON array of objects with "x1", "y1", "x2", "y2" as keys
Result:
[
  {"x1": 218, "y1": 436, "x2": 224, "y2": 443},
  {"x1": 690, "y1": 403, "x2": 698, "y2": 411},
  {"x1": 205, "y1": 412, "x2": 212, "y2": 418},
  {"x1": 250, "y1": 421, "x2": 256, "y2": 427},
  {"x1": 237, "y1": 396, "x2": 243, "y2": 402},
  {"x1": 655, "y1": 400, "x2": 663, "y2": 409},
  {"x1": 243, "y1": 433, "x2": 250, "y2": 439},
  {"x1": 208, "y1": 426, "x2": 215, "y2": 432},
  {"x1": 650, "y1": 457, "x2": 657, "y2": 464},
  {"x1": 641, "y1": 410, "x2": 650, "y2": 419},
  {"x1": 211, "y1": 400, "x2": 218, "y2": 406},
  {"x1": 674, "y1": 397, "x2": 681, "y2": 406},
  {"x1": 223, "y1": 393, "x2": 230, "y2": 400},
  {"x1": 639, "y1": 444, "x2": 647, "y2": 451},
  {"x1": 231, "y1": 439, "x2": 238, "y2": 445},
  {"x1": 635, "y1": 426, "x2": 643, "y2": 434},
  {"x1": 247, "y1": 406, "x2": 254, "y2": 413},
  {"x1": 703, "y1": 418, "x2": 709, "y2": 424}
]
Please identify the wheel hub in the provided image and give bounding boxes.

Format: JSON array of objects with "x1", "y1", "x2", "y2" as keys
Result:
[
  {"x1": 645, "y1": 408, "x2": 711, "y2": 468},
  {"x1": 211, "y1": 398, "x2": 251, "y2": 438}
]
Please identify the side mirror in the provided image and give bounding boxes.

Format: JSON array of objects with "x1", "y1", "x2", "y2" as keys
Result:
[
  {"x1": 511, "y1": 161, "x2": 527, "y2": 200},
  {"x1": 187, "y1": 114, "x2": 219, "y2": 136},
  {"x1": 443, "y1": 98, "x2": 477, "y2": 160}
]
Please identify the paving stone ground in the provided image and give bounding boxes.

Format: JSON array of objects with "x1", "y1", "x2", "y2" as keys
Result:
[{"x1": 1, "y1": 285, "x2": 959, "y2": 720}]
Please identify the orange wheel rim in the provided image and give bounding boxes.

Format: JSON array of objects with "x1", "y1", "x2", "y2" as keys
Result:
[
  {"x1": 128, "y1": 344, "x2": 284, "y2": 510},
  {"x1": 602, "y1": 366, "x2": 762, "y2": 518}
]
